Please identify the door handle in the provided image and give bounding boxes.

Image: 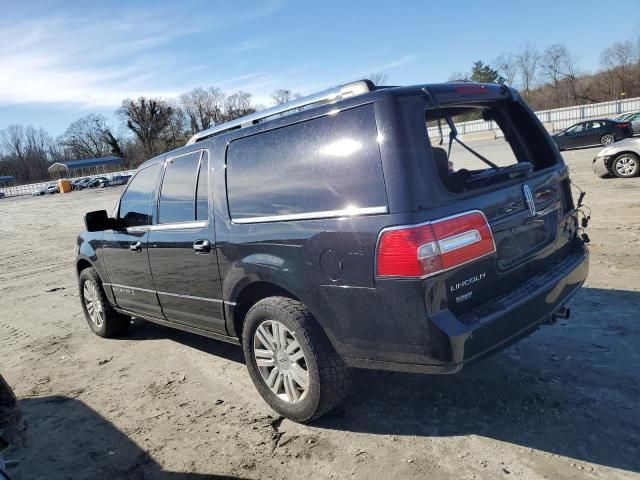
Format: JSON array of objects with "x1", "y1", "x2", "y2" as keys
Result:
[
  {"x1": 193, "y1": 239, "x2": 211, "y2": 254},
  {"x1": 129, "y1": 241, "x2": 142, "y2": 252}
]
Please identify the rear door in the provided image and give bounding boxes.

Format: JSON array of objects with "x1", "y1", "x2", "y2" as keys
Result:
[
  {"x1": 421, "y1": 95, "x2": 577, "y2": 317},
  {"x1": 147, "y1": 150, "x2": 225, "y2": 332},
  {"x1": 102, "y1": 163, "x2": 162, "y2": 317}
]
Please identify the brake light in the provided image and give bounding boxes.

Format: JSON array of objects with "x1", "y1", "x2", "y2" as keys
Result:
[
  {"x1": 376, "y1": 211, "x2": 495, "y2": 278},
  {"x1": 616, "y1": 122, "x2": 630, "y2": 128},
  {"x1": 453, "y1": 84, "x2": 491, "y2": 95}
]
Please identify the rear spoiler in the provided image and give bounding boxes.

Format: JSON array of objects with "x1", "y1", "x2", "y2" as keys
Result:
[{"x1": 424, "y1": 83, "x2": 517, "y2": 107}]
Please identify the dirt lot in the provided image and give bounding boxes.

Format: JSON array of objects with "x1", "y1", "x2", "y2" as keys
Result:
[{"x1": 1, "y1": 144, "x2": 639, "y2": 480}]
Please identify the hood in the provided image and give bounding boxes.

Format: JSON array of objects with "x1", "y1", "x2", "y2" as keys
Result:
[{"x1": 597, "y1": 137, "x2": 640, "y2": 156}]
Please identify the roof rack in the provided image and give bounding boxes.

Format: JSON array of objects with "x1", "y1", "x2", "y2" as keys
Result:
[{"x1": 185, "y1": 79, "x2": 375, "y2": 145}]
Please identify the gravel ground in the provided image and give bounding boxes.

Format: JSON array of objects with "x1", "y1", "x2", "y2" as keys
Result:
[{"x1": 1, "y1": 143, "x2": 639, "y2": 480}]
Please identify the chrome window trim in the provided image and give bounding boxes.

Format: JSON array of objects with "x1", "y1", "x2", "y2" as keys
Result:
[
  {"x1": 232, "y1": 205, "x2": 388, "y2": 224},
  {"x1": 147, "y1": 221, "x2": 207, "y2": 231},
  {"x1": 104, "y1": 283, "x2": 235, "y2": 306},
  {"x1": 156, "y1": 149, "x2": 208, "y2": 227}
]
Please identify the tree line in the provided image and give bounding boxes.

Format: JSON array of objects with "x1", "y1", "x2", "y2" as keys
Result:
[
  {"x1": 451, "y1": 33, "x2": 640, "y2": 110},
  {"x1": 1, "y1": 32, "x2": 639, "y2": 184},
  {"x1": 0, "y1": 87, "x2": 304, "y2": 183}
]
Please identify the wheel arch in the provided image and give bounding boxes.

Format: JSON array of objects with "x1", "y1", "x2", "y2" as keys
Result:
[{"x1": 227, "y1": 281, "x2": 300, "y2": 339}]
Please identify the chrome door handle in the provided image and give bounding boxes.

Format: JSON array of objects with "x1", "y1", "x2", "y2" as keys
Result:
[
  {"x1": 129, "y1": 241, "x2": 142, "y2": 252},
  {"x1": 193, "y1": 239, "x2": 211, "y2": 254}
]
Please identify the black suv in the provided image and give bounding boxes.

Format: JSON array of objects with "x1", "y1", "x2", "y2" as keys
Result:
[{"x1": 76, "y1": 80, "x2": 589, "y2": 422}]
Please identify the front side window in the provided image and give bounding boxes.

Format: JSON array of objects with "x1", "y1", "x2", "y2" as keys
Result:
[
  {"x1": 118, "y1": 163, "x2": 160, "y2": 228},
  {"x1": 226, "y1": 104, "x2": 387, "y2": 221},
  {"x1": 158, "y1": 151, "x2": 201, "y2": 224},
  {"x1": 566, "y1": 123, "x2": 584, "y2": 134}
]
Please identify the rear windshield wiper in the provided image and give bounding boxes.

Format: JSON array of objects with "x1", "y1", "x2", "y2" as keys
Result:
[
  {"x1": 421, "y1": 87, "x2": 499, "y2": 170},
  {"x1": 467, "y1": 162, "x2": 533, "y2": 183}
]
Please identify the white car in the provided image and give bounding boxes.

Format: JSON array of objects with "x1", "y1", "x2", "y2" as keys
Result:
[{"x1": 593, "y1": 137, "x2": 640, "y2": 178}]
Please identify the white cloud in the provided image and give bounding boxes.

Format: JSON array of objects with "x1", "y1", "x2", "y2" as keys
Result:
[{"x1": 0, "y1": 2, "x2": 285, "y2": 108}]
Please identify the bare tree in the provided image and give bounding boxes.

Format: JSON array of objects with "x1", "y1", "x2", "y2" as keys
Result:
[
  {"x1": 60, "y1": 114, "x2": 112, "y2": 159},
  {"x1": 493, "y1": 53, "x2": 518, "y2": 86},
  {"x1": 180, "y1": 87, "x2": 227, "y2": 134},
  {"x1": 271, "y1": 89, "x2": 293, "y2": 105},
  {"x1": 600, "y1": 40, "x2": 636, "y2": 97},
  {"x1": 223, "y1": 91, "x2": 255, "y2": 122},
  {"x1": 369, "y1": 72, "x2": 388, "y2": 86},
  {"x1": 559, "y1": 47, "x2": 581, "y2": 104},
  {"x1": 516, "y1": 44, "x2": 540, "y2": 101},
  {"x1": 541, "y1": 44, "x2": 572, "y2": 105},
  {"x1": 119, "y1": 97, "x2": 173, "y2": 157},
  {"x1": 0, "y1": 125, "x2": 53, "y2": 182},
  {"x1": 160, "y1": 103, "x2": 188, "y2": 150}
]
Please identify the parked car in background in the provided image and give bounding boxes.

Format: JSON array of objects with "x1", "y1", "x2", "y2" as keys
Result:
[
  {"x1": 72, "y1": 178, "x2": 91, "y2": 190},
  {"x1": 552, "y1": 119, "x2": 633, "y2": 150},
  {"x1": 593, "y1": 137, "x2": 640, "y2": 178},
  {"x1": 0, "y1": 191, "x2": 5, "y2": 199},
  {"x1": 76, "y1": 80, "x2": 589, "y2": 422},
  {"x1": 86, "y1": 177, "x2": 108, "y2": 188},
  {"x1": 47, "y1": 184, "x2": 59, "y2": 194},
  {"x1": 103, "y1": 175, "x2": 131, "y2": 187},
  {"x1": 613, "y1": 111, "x2": 640, "y2": 134}
]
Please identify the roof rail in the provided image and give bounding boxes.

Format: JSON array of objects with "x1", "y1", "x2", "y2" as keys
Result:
[{"x1": 185, "y1": 79, "x2": 375, "y2": 145}]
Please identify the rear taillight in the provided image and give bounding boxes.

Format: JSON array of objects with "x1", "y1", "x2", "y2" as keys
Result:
[
  {"x1": 616, "y1": 122, "x2": 631, "y2": 128},
  {"x1": 376, "y1": 211, "x2": 495, "y2": 278}
]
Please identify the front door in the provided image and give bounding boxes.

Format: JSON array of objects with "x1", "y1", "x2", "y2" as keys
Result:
[
  {"x1": 147, "y1": 151, "x2": 226, "y2": 332},
  {"x1": 102, "y1": 162, "x2": 163, "y2": 317}
]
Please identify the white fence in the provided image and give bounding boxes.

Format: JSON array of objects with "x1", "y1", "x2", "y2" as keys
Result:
[
  {"x1": 427, "y1": 96, "x2": 640, "y2": 139},
  {"x1": 0, "y1": 169, "x2": 136, "y2": 198}
]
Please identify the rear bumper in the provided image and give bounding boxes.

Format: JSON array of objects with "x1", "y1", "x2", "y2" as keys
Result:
[{"x1": 342, "y1": 244, "x2": 589, "y2": 374}]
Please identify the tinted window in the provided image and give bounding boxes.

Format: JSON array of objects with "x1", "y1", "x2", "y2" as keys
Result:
[
  {"x1": 196, "y1": 152, "x2": 209, "y2": 221},
  {"x1": 118, "y1": 163, "x2": 160, "y2": 227},
  {"x1": 227, "y1": 105, "x2": 387, "y2": 221},
  {"x1": 159, "y1": 152, "x2": 200, "y2": 224}
]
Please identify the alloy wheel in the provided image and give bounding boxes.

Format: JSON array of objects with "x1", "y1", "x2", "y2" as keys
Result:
[
  {"x1": 83, "y1": 280, "x2": 104, "y2": 328},
  {"x1": 253, "y1": 320, "x2": 309, "y2": 404},
  {"x1": 615, "y1": 155, "x2": 638, "y2": 177},
  {"x1": 601, "y1": 134, "x2": 614, "y2": 146}
]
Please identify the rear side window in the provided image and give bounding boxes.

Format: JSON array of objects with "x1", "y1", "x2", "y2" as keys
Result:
[
  {"x1": 158, "y1": 152, "x2": 201, "y2": 224},
  {"x1": 226, "y1": 104, "x2": 387, "y2": 222},
  {"x1": 118, "y1": 163, "x2": 160, "y2": 227}
]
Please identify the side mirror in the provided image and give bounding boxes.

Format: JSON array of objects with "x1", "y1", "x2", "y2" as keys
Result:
[{"x1": 84, "y1": 210, "x2": 115, "y2": 232}]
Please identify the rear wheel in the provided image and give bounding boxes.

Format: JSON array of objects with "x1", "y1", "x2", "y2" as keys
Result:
[
  {"x1": 79, "y1": 267, "x2": 131, "y2": 338},
  {"x1": 612, "y1": 153, "x2": 639, "y2": 178},
  {"x1": 242, "y1": 296, "x2": 350, "y2": 423},
  {"x1": 600, "y1": 133, "x2": 614, "y2": 146}
]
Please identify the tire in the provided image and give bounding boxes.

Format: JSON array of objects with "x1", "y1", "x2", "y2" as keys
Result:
[
  {"x1": 612, "y1": 153, "x2": 640, "y2": 178},
  {"x1": 600, "y1": 133, "x2": 614, "y2": 146},
  {"x1": 242, "y1": 296, "x2": 350, "y2": 423},
  {"x1": 78, "y1": 267, "x2": 131, "y2": 338}
]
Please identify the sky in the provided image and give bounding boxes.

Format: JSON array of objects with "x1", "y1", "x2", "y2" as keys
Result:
[{"x1": 0, "y1": 0, "x2": 638, "y2": 136}]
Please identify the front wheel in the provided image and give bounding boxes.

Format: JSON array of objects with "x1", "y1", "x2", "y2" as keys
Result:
[
  {"x1": 79, "y1": 267, "x2": 131, "y2": 338},
  {"x1": 612, "y1": 153, "x2": 639, "y2": 178},
  {"x1": 600, "y1": 133, "x2": 615, "y2": 146},
  {"x1": 242, "y1": 297, "x2": 351, "y2": 423}
]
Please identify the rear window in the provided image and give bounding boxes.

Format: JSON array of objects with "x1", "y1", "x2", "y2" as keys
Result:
[
  {"x1": 226, "y1": 104, "x2": 387, "y2": 222},
  {"x1": 425, "y1": 100, "x2": 557, "y2": 192}
]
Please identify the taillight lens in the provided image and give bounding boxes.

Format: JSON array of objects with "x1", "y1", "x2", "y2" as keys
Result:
[
  {"x1": 616, "y1": 122, "x2": 630, "y2": 128},
  {"x1": 376, "y1": 211, "x2": 495, "y2": 278}
]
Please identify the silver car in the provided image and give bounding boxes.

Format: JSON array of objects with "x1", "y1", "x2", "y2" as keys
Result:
[
  {"x1": 593, "y1": 137, "x2": 640, "y2": 178},
  {"x1": 612, "y1": 111, "x2": 640, "y2": 134}
]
